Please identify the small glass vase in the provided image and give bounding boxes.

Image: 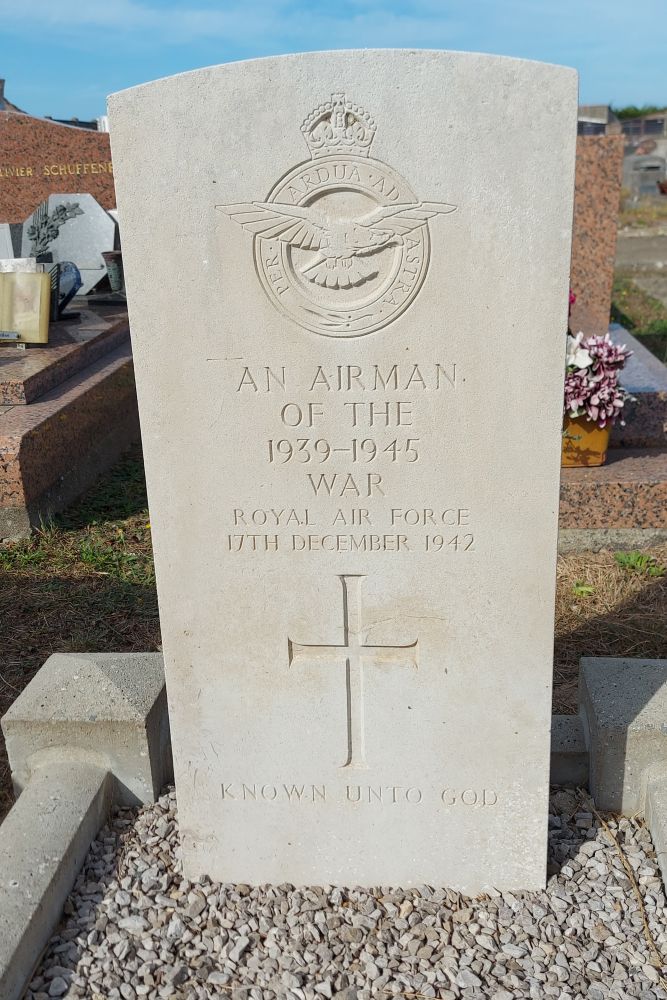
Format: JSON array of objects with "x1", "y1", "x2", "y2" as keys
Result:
[
  {"x1": 562, "y1": 414, "x2": 611, "y2": 468},
  {"x1": 101, "y1": 251, "x2": 125, "y2": 293}
]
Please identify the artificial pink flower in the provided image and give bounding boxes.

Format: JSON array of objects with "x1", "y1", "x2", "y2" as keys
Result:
[{"x1": 564, "y1": 331, "x2": 632, "y2": 429}]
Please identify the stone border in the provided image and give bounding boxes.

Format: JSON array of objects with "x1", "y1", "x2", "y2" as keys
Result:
[
  {"x1": 577, "y1": 657, "x2": 667, "y2": 891},
  {"x1": 0, "y1": 653, "x2": 170, "y2": 1000},
  {"x1": 646, "y1": 775, "x2": 667, "y2": 890},
  {"x1": 3, "y1": 652, "x2": 172, "y2": 806},
  {"x1": 0, "y1": 763, "x2": 112, "y2": 1000},
  {"x1": 1, "y1": 654, "x2": 667, "y2": 999},
  {"x1": 610, "y1": 325, "x2": 667, "y2": 451},
  {"x1": 558, "y1": 527, "x2": 667, "y2": 553}
]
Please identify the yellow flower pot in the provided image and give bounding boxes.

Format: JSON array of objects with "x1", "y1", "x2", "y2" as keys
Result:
[{"x1": 562, "y1": 414, "x2": 611, "y2": 468}]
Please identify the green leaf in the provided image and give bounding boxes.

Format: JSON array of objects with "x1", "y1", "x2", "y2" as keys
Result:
[{"x1": 614, "y1": 551, "x2": 666, "y2": 576}]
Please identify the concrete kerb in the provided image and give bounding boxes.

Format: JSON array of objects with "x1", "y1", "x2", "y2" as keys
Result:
[
  {"x1": 646, "y1": 774, "x2": 667, "y2": 892},
  {"x1": 550, "y1": 714, "x2": 589, "y2": 786},
  {"x1": 0, "y1": 763, "x2": 112, "y2": 1000},
  {"x1": 558, "y1": 528, "x2": 667, "y2": 553},
  {"x1": 578, "y1": 656, "x2": 667, "y2": 814},
  {"x1": 1, "y1": 654, "x2": 667, "y2": 998},
  {"x1": 576, "y1": 658, "x2": 667, "y2": 900},
  {"x1": 0, "y1": 652, "x2": 170, "y2": 1000},
  {"x1": 3, "y1": 652, "x2": 172, "y2": 806}
]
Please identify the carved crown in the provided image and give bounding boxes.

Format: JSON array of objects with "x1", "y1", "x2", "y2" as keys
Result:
[{"x1": 301, "y1": 94, "x2": 376, "y2": 159}]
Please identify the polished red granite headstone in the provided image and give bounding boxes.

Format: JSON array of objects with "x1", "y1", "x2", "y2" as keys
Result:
[
  {"x1": 0, "y1": 112, "x2": 115, "y2": 223},
  {"x1": 0, "y1": 307, "x2": 138, "y2": 540},
  {"x1": 0, "y1": 308, "x2": 129, "y2": 404},
  {"x1": 569, "y1": 136, "x2": 624, "y2": 337}
]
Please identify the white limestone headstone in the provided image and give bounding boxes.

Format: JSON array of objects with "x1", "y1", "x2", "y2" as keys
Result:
[{"x1": 109, "y1": 51, "x2": 577, "y2": 891}]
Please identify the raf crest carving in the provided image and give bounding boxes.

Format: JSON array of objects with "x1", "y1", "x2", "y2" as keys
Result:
[{"x1": 217, "y1": 94, "x2": 457, "y2": 338}]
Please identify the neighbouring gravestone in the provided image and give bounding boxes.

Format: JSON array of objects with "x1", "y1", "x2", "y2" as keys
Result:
[
  {"x1": 20, "y1": 193, "x2": 117, "y2": 295},
  {"x1": 0, "y1": 110, "x2": 115, "y2": 224},
  {"x1": 569, "y1": 136, "x2": 624, "y2": 337},
  {"x1": 109, "y1": 51, "x2": 577, "y2": 891},
  {"x1": 0, "y1": 223, "x2": 12, "y2": 258}
]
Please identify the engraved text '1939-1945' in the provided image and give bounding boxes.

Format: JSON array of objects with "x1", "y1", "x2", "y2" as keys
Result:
[
  {"x1": 208, "y1": 359, "x2": 474, "y2": 557},
  {"x1": 201, "y1": 356, "x2": 472, "y2": 772}
]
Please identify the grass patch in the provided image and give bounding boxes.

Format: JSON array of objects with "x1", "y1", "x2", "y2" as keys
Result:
[
  {"x1": 611, "y1": 275, "x2": 667, "y2": 334},
  {"x1": 0, "y1": 452, "x2": 154, "y2": 588},
  {"x1": 611, "y1": 275, "x2": 667, "y2": 362},
  {"x1": 619, "y1": 195, "x2": 667, "y2": 230},
  {"x1": 58, "y1": 451, "x2": 149, "y2": 529},
  {"x1": 554, "y1": 545, "x2": 667, "y2": 715},
  {"x1": 614, "y1": 550, "x2": 666, "y2": 577}
]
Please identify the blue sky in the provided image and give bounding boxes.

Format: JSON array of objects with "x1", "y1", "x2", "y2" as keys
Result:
[{"x1": 1, "y1": 0, "x2": 664, "y2": 120}]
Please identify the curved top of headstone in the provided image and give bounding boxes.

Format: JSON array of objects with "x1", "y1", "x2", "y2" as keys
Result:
[
  {"x1": 108, "y1": 48, "x2": 576, "y2": 99},
  {"x1": 108, "y1": 49, "x2": 577, "y2": 343}
]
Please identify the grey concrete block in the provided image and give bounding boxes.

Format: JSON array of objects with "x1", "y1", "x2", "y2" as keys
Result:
[
  {"x1": 0, "y1": 763, "x2": 111, "y2": 1000},
  {"x1": 2, "y1": 652, "x2": 172, "y2": 806},
  {"x1": 558, "y1": 528, "x2": 667, "y2": 553},
  {"x1": 645, "y1": 772, "x2": 667, "y2": 890},
  {"x1": 579, "y1": 656, "x2": 667, "y2": 813},
  {"x1": 550, "y1": 715, "x2": 589, "y2": 786}
]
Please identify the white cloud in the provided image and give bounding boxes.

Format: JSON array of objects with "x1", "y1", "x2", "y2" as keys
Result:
[
  {"x1": 1, "y1": 0, "x2": 664, "y2": 105},
  {"x1": 0, "y1": 0, "x2": 462, "y2": 48}
]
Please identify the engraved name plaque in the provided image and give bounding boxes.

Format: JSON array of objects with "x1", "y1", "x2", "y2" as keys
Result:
[{"x1": 109, "y1": 51, "x2": 577, "y2": 890}]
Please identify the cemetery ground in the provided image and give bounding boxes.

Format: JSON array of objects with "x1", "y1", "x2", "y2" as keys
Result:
[
  {"x1": 24, "y1": 788, "x2": 667, "y2": 999},
  {"x1": 614, "y1": 199, "x2": 667, "y2": 363},
  {"x1": 612, "y1": 274, "x2": 667, "y2": 363},
  {"x1": 619, "y1": 196, "x2": 667, "y2": 233},
  {"x1": 0, "y1": 445, "x2": 665, "y2": 824}
]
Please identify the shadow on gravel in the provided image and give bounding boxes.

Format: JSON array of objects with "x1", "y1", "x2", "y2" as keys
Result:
[{"x1": 547, "y1": 788, "x2": 599, "y2": 878}]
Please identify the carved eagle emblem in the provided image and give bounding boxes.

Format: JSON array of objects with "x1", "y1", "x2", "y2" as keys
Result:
[{"x1": 216, "y1": 201, "x2": 456, "y2": 289}]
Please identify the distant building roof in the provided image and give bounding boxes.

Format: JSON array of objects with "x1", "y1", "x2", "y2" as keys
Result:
[
  {"x1": 0, "y1": 78, "x2": 101, "y2": 126},
  {"x1": 44, "y1": 116, "x2": 99, "y2": 131},
  {"x1": 621, "y1": 113, "x2": 667, "y2": 139},
  {"x1": 578, "y1": 104, "x2": 618, "y2": 125},
  {"x1": 0, "y1": 79, "x2": 26, "y2": 113}
]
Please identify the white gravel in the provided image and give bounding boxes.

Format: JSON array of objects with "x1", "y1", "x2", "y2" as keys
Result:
[{"x1": 27, "y1": 787, "x2": 667, "y2": 999}]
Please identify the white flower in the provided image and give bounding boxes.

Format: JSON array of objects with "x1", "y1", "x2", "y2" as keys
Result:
[{"x1": 566, "y1": 332, "x2": 593, "y2": 370}]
